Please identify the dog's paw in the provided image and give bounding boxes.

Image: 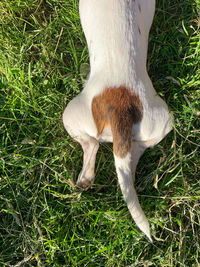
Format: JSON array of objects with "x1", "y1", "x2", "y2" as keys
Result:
[{"x1": 76, "y1": 173, "x2": 94, "y2": 189}]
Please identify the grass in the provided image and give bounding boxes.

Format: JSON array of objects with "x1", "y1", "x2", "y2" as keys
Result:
[{"x1": 0, "y1": 0, "x2": 200, "y2": 266}]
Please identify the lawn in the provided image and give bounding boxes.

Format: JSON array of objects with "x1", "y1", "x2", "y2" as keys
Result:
[{"x1": 0, "y1": 0, "x2": 200, "y2": 266}]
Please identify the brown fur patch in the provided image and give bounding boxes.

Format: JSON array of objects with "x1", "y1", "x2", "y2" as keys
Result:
[{"x1": 92, "y1": 86, "x2": 143, "y2": 158}]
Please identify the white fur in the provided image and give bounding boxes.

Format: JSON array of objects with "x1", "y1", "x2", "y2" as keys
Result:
[
  {"x1": 63, "y1": 0, "x2": 173, "y2": 241},
  {"x1": 114, "y1": 152, "x2": 152, "y2": 242}
]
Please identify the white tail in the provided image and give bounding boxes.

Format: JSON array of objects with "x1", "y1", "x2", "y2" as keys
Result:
[{"x1": 114, "y1": 153, "x2": 152, "y2": 242}]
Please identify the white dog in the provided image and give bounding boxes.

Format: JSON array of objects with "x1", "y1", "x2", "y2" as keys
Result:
[{"x1": 63, "y1": 0, "x2": 172, "y2": 242}]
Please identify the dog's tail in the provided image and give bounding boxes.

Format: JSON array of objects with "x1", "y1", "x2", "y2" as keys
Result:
[
  {"x1": 114, "y1": 153, "x2": 152, "y2": 242},
  {"x1": 92, "y1": 86, "x2": 152, "y2": 241}
]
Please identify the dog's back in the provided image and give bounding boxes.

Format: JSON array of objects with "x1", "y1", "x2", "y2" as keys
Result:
[{"x1": 79, "y1": 0, "x2": 155, "y2": 92}]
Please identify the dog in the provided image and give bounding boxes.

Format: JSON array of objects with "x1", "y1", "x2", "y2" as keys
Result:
[{"x1": 63, "y1": 0, "x2": 172, "y2": 242}]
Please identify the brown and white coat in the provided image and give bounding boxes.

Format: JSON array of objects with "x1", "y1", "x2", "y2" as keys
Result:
[{"x1": 63, "y1": 0, "x2": 172, "y2": 241}]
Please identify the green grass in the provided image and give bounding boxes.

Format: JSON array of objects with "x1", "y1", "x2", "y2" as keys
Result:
[{"x1": 0, "y1": 0, "x2": 200, "y2": 266}]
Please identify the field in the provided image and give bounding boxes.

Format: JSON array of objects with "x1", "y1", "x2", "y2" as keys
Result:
[{"x1": 0, "y1": 0, "x2": 200, "y2": 266}]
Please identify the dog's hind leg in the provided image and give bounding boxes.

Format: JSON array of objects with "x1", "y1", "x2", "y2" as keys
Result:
[
  {"x1": 76, "y1": 136, "x2": 99, "y2": 188},
  {"x1": 131, "y1": 141, "x2": 147, "y2": 183},
  {"x1": 131, "y1": 136, "x2": 167, "y2": 182}
]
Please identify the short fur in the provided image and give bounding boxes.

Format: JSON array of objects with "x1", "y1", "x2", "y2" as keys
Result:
[
  {"x1": 63, "y1": 0, "x2": 172, "y2": 241},
  {"x1": 92, "y1": 86, "x2": 143, "y2": 158}
]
